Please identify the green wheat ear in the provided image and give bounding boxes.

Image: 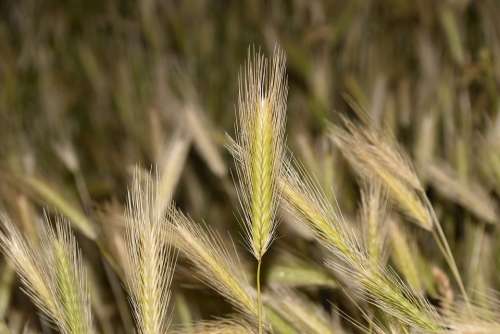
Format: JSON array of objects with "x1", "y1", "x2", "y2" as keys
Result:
[
  {"x1": 235, "y1": 46, "x2": 287, "y2": 260},
  {"x1": 50, "y1": 226, "x2": 92, "y2": 334},
  {"x1": 0, "y1": 214, "x2": 93, "y2": 334},
  {"x1": 233, "y1": 46, "x2": 288, "y2": 334}
]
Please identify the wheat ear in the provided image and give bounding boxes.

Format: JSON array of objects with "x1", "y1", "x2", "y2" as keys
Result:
[
  {"x1": 360, "y1": 182, "x2": 387, "y2": 267},
  {"x1": 234, "y1": 46, "x2": 287, "y2": 334},
  {"x1": 123, "y1": 169, "x2": 177, "y2": 334},
  {"x1": 235, "y1": 46, "x2": 287, "y2": 258},
  {"x1": 330, "y1": 120, "x2": 469, "y2": 307},
  {"x1": 0, "y1": 214, "x2": 93, "y2": 334},
  {"x1": 47, "y1": 220, "x2": 93, "y2": 334},
  {"x1": 330, "y1": 121, "x2": 432, "y2": 230},
  {"x1": 279, "y1": 162, "x2": 441, "y2": 332},
  {"x1": 170, "y1": 208, "x2": 303, "y2": 333},
  {"x1": 169, "y1": 208, "x2": 257, "y2": 317}
]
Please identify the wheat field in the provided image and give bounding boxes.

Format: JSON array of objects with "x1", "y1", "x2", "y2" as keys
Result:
[{"x1": 0, "y1": 1, "x2": 500, "y2": 333}]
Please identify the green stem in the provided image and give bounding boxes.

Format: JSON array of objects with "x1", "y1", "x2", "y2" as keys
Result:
[
  {"x1": 257, "y1": 259, "x2": 263, "y2": 334},
  {"x1": 424, "y1": 195, "x2": 470, "y2": 310}
]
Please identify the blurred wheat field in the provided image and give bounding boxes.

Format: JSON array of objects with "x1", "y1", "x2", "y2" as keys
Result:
[{"x1": 0, "y1": 0, "x2": 500, "y2": 333}]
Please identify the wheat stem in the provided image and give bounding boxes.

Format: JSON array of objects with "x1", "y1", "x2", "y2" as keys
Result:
[
  {"x1": 424, "y1": 196, "x2": 470, "y2": 310},
  {"x1": 257, "y1": 259, "x2": 263, "y2": 334}
]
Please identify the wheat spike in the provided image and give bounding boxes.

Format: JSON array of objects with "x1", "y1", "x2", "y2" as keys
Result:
[
  {"x1": 0, "y1": 214, "x2": 93, "y2": 334},
  {"x1": 169, "y1": 208, "x2": 305, "y2": 333},
  {"x1": 233, "y1": 46, "x2": 288, "y2": 334},
  {"x1": 234, "y1": 46, "x2": 287, "y2": 260},
  {"x1": 46, "y1": 221, "x2": 93, "y2": 334},
  {"x1": 280, "y1": 160, "x2": 360, "y2": 262},
  {"x1": 360, "y1": 182, "x2": 387, "y2": 266},
  {"x1": 280, "y1": 162, "x2": 441, "y2": 332},
  {"x1": 0, "y1": 214, "x2": 57, "y2": 317},
  {"x1": 330, "y1": 120, "x2": 432, "y2": 230},
  {"x1": 123, "y1": 169, "x2": 177, "y2": 334},
  {"x1": 230, "y1": 136, "x2": 440, "y2": 330},
  {"x1": 329, "y1": 119, "x2": 469, "y2": 305},
  {"x1": 170, "y1": 208, "x2": 258, "y2": 317}
]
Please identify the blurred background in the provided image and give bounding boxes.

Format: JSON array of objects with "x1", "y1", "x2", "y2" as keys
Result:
[{"x1": 0, "y1": 0, "x2": 499, "y2": 332}]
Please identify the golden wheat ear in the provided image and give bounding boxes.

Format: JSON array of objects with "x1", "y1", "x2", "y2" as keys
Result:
[
  {"x1": 329, "y1": 119, "x2": 469, "y2": 306},
  {"x1": 123, "y1": 169, "x2": 177, "y2": 334},
  {"x1": 234, "y1": 45, "x2": 287, "y2": 260},
  {"x1": 330, "y1": 120, "x2": 432, "y2": 231},
  {"x1": 0, "y1": 214, "x2": 93, "y2": 334}
]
